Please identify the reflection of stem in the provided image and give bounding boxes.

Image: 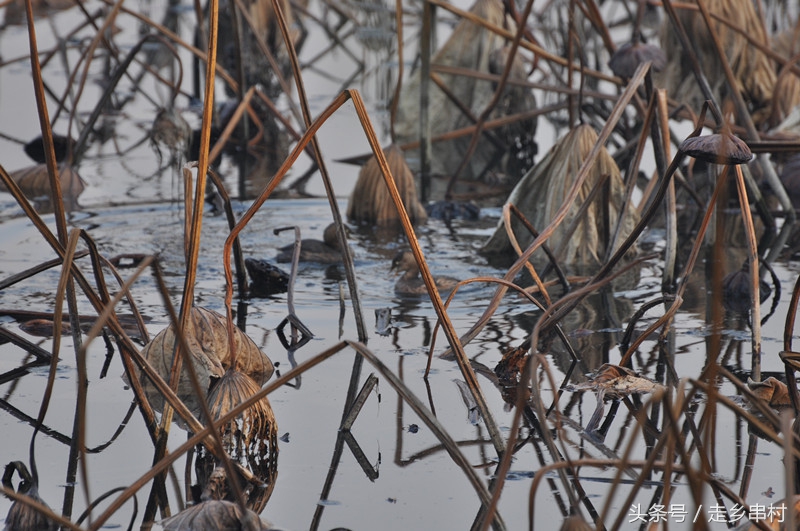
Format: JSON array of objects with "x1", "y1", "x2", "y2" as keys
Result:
[
  {"x1": 739, "y1": 433, "x2": 758, "y2": 500},
  {"x1": 310, "y1": 351, "x2": 368, "y2": 530}
]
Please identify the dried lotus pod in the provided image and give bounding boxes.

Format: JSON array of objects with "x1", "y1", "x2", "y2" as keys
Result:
[
  {"x1": 136, "y1": 307, "x2": 274, "y2": 420},
  {"x1": 679, "y1": 132, "x2": 753, "y2": 165},
  {"x1": 747, "y1": 376, "x2": 792, "y2": 408}
]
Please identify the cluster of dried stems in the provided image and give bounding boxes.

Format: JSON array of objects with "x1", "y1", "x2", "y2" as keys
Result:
[{"x1": 4, "y1": 0, "x2": 800, "y2": 529}]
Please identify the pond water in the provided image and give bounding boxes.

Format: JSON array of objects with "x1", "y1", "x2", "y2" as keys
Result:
[{"x1": 1, "y1": 0, "x2": 799, "y2": 530}]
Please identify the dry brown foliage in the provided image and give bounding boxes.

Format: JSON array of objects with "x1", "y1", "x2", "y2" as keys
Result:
[
  {"x1": 347, "y1": 144, "x2": 427, "y2": 227},
  {"x1": 482, "y1": 123, "x2": 639, "y2": 270},
  {"x1": 137, "y1": 307, "x2": 274, "y2": 418},
  {"x1": 393, "y1": 0, "x2": 537, "y2": 183},
  {"x1": 658, "y1": 0, "x2": 776, "y2": 118},
  {"x1": 0, "y1": 165, "x2": 85, "y2": 206},
  {"x1": 571, "y1": 363, "x2": 662, "y2": 398}
]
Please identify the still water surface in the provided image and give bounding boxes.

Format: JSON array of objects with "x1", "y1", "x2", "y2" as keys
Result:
[{"x1": 0, "y1": 0, "x2": 798, "y2": 529}]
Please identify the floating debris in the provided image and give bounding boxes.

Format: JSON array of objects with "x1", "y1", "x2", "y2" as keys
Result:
[
  {"x1": 570, "y1": 364, "x2": 662, "y2": 398},
  {"x1": 747, "y1": 376, "x2": 792, "y2": 409}
]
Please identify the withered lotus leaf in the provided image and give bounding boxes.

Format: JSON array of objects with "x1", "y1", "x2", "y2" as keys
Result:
[
  {"x1": 196, "y1": 370, "x2": 278, "y2": 513},
  {"x1": 747, "y1": 377, "x2": 792, "y2": 408},
  {"x1": 482, "y1": 124, "x2": 640, "y2": 270},
  {"x1": 679, "y1": 133, "x2": 753, "y2": 165},
  {"x1": 572, "y1": 363, "x2": 662, "y2": 397},
  {"x1": 346, "y1": 144, "x2": 427, "y2": 228},
  {"x1": 138, "y1": 307, "x2": 274, "y2": 419},
  {"x1": 4, "y1": 495, "x2": 58, "y2": 531},
  {"x1": 204, "y1": 370, "x2": 278, "y2": 464},
  {"x1": 0, "y1": 164, "x2": 85, "y2": 204},
  {"x1": 3, "y1": 461, "x2": 57, "y2": 531},
  {"x1": 160, "y1": 499, "x2": 271, "y2": 531}
]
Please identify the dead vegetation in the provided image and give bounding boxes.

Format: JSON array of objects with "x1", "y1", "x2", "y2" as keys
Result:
[{"x1": 3, "y1": 0, "x2": 800, "y2": 530}]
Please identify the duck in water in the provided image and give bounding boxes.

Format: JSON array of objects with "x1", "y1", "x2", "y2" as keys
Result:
[
  {"x1": 276, "y1": 223, "x2": 346, "y2": 264},
  {"x1": 391, "y1": 251, "x2": 459, "y2": 296}
]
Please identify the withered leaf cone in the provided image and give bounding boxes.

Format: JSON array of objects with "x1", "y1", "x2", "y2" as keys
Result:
[
  {"x1": 347, "y1": 144, "x2": 426, "y2": 228},
  {"x1": 657, "y1": 0, "x2": 776, "y2": 118},
  {"x1": 196, "y1": 369, "x2": 278, "y2": 513},
  {"x1": 135, "y1": 307, "x2": 274, "y2": 422},
  {"x1": 3, "y1": 461, "x2": 57, "y2": 531},
  {"x1": 160, "y1": 498, "x2": 271, "y2": 531},
  {"x1": 203, "y1": 370, "x2": 277, "y2": 466},
  {"x1": 482, "y1": 124, "x2": 639, "y2": 270}
]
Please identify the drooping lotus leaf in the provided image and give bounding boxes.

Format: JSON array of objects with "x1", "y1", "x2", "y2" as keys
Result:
[
  {"x1": 137, "y1": 307, "x2": 274, "y2": 420},
  {"x1": 747, "y1": 377, "x2": 792, "y2": 409},
  {"x1": 482, "y1": 124, "x2": 639, "y2": 270},
  {"x1": 160, "y1": 499, "x2": 271, "y2": 531},
  {"x1": 0, "y1": 164, "x2": 85, "y2": 207},
  {"x1": 196, "y1": 370, "x2": 278, "y2": 513},
  {"x1": 347, "y1": 144, "x2": 427, "y2": 228}
]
